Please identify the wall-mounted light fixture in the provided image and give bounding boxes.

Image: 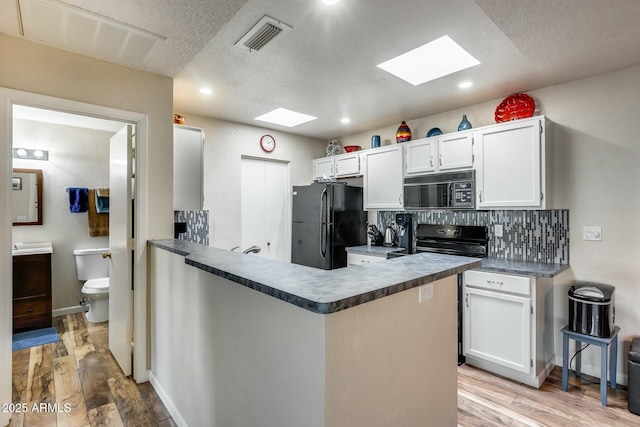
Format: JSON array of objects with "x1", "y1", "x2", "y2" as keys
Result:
[{"x1": 12, "y1": 148, "x2": 49, "y2": 161}]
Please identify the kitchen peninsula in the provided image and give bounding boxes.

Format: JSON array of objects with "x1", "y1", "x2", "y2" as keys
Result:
[{"x1": 148, "y1": 240, "x2": 481, "y2": 427}]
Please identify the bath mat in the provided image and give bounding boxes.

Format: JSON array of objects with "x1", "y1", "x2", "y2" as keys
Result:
[{"x1": 12, "y1": 327, "x2": 59, "y2": 351}]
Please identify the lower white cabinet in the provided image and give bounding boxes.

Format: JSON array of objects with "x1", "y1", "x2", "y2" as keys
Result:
[
  {"x1": 463, "y1": 270, "x2": 555, "y2": 388},
  {"x1": 362, "y1": 145, "x2": 404, "y2": 210},
  {"x1": 346, "y1": 252, "x2": 385, "y2": 266}
]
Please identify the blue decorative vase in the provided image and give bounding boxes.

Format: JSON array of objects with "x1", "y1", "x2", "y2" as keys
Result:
[{"x1": 458, "y1": 114, "x2": 472, "y2": 131}]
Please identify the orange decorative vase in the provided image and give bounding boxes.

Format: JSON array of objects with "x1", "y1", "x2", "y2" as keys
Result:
[{"x1": 396, "y1": 121, "x2": 411, "y2": 143}]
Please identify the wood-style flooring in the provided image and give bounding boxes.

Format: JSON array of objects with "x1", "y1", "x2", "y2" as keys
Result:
[
  {"x1": 10, "y1": 313, "x2": 175, "y2": 427},
  {"x1": 12, "y1": 314, "x2": 640, "y2": 426},
  {"x1": 458, "y1": 363, "x2": 640, "y2": 426}
]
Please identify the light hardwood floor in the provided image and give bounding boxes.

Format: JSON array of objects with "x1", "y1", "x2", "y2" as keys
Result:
[
  {"x1": 12, "y1": 315, "x2": 639, "y2": 426},
  {"x1": 10, "y1": 313, "x2": 175, "y2": 427},
  {"x1": 458, "y1": 363, "x2": 640, "y2": 426}
]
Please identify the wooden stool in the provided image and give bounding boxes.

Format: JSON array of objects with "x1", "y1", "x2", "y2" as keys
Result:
[{"x1": 561, "y1": 325, "x2": 620, "y2": 406}]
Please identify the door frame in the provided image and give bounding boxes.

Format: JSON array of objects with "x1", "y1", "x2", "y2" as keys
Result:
[{"x1": 0, "y1": 88, "x2": 150, "y2": 388}]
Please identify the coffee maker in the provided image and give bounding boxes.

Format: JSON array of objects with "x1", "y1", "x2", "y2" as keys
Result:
[{"x1": 395, "y1": 213, "x2": 414, "y2": 254}]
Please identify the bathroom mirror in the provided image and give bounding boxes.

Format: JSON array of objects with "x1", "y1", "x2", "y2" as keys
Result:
[{"x1": 12, "y1": 168, "x2": 43, "y2": 226}]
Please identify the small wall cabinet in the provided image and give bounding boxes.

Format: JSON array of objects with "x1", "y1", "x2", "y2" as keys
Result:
[
  {"x1": 13, "y1": 253, "x2": 52, "y2": 331},
  {"x1": 362, "y1": 145, "x2": 404, "y2": 210},
  {"x1": 474, "y1": 116, "x2": 553, "y2": 209},
  {"x1": 174, "y1": 125, "x2": 204, "y2": 210},
  {"x1": 404, "y1": 132, "x2": 473, "y2": 176},
  {"x1": 463, "y1": 269, "x2": 554, "y2": 388},
  {"x1": 313, "y1": 157, "x2": 335, "y2": 179}
]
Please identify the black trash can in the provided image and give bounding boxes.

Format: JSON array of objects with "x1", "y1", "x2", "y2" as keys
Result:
[
  {"x1": 630, "y1": 338, "x2": 640, "y2": 415},
  {"x1": 568, "y1": 281, "x2": 615, "y2": 337}
]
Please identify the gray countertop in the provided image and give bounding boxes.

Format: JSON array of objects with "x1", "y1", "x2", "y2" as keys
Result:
[
  {"x1": 346, "y1": 246, "x2": 569, "y2": 278},
  {"x1": 149, "y1": 239, "x2": 481, "y2": 314}
]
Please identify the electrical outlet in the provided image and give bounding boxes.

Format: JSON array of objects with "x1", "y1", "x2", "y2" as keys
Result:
[
  {"x1": 419, "y1": 284, "x2": 434, "y2": 303},
  {"x1": 583, "y1": 226, "x2": 602, "y2": 241},
  {"x1": 494, "y1": 224, "x2": 503, "y2": 238}
]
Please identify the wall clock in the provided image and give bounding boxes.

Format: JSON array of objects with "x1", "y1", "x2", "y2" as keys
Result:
[{"x1": 260, "y1": 135, "x2": 276, "y2": 152}]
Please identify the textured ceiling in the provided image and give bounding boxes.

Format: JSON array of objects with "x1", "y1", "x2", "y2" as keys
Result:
[{"x1": 2, "y1": 0, "x2": 640, "y2": 139}]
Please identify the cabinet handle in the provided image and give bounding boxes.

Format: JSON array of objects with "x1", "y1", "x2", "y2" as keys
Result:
[
  {"x1": 27, "y1": 307, "x2": 33, "y2": 313},
  {"x1": 487, "y1": 280, "x2": 504, "y2": 287},
  {"x1": 479, "y1": 191, "x2": 483, "y2": 203},
  {"x1": 439, "y1": 154, "x2": 443, "y2": 166},
  {"x1": 465, "y1": 293, "x2": 469, "y2": 307},
  {"x1": 398, "y1": 195, "x2": 402, "y2": 205},
  {"x1": 430, "y1": 155, "x2": 433, "y2": 167}
]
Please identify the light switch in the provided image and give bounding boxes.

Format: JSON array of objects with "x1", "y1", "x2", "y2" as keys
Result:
[{"x1": 583, "y1": 226, "x2": 602, "y2": 241}]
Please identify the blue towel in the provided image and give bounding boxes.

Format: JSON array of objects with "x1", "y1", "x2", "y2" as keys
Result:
[
  {"x1": 69, "y1": 187, "x2": 89, "y2": 213},
  {"x1": 95, "y1": 191, "x2": 109, "y2": 213}
]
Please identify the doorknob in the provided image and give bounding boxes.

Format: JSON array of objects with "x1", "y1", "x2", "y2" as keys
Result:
[{"x1": 102, "y1": 252, "x2": 112, "y2": 259}]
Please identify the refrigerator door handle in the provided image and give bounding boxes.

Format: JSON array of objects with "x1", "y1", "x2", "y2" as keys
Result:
[{"x1": 320, "y1": 187, "x2": 327, "y2": 258}]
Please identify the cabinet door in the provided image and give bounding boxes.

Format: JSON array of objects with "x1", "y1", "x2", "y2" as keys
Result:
[
  {"x1": 404, "y1": 138, "x2": 436, "y2": 175},
  {"x1": 313, "y1": 157, "x2": 335, "y2": 179},
  {"x1": 475, "y1": 119, "x2": 542, "y2": 208},
  {"x1": 347, "y1": 253, "x2": 385, "y2": 266},
  {"x1": 438, "y1": 132, "x2": 473, "y2": 171},
  {"x1": 173, "y1": 125, "x2": 204, "y2": 210},
  {"x1": 464, "y1": 286, "x2": 531, "y2": 374},
  {"x1": 335, "y1": 153, "x2": 361, "y2": 177},
  {"x1": 362, "y1": 145, "x2": 403, "y2": 210}
]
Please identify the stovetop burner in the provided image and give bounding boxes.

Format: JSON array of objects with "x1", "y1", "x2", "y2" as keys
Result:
[{"x1": 415, "y1": 224, "x2": 488, "y2": 258}]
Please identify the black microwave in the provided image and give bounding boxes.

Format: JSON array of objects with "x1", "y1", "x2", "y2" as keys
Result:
[{"x1": 403, "y1": 170, "x2": 475, "y2": 210}]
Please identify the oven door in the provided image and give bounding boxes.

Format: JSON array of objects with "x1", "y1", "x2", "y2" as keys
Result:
[{"x1": 403, "y1": 182, "x2": 451, "y2": 209}]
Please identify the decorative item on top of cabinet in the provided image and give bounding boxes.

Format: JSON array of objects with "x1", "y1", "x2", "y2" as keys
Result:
[
  {"x1": 494, "y1": 93, "x2": 536, "y2": 123},
  {"x1": 458, "y1": 114, "x2": 472, "y2": 131},
  {"x1": 371, "y1": 135, "x2": 381, "y2": 148},
  {"x1": 173, "y1": 114, "x2": 185, "y2": 124},
  {"x1": 326, "y1": 139, "x2": 342, "y2": 156},
  {"x1": 426, "y1": 127, "x2": 443, "y2": 137},
  {"x1": 396, "y1": 121, "x2": 412, "y2": 143}
]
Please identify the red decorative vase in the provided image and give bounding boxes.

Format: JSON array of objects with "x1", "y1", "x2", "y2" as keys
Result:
[{"x1": 396, "y1": 121, "x2": 411, "y2": 143}]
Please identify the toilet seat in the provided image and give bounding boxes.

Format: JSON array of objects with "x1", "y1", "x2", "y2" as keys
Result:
[{"x1": 82, "y1": 277, "x2": 109, "y2": 295}]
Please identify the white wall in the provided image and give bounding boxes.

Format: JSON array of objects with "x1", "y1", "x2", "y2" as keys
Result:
[
  {"x1": 12, "y1": 119, "x2": 116, "y2": 310},
  {"x1": 178, "y1": 114, "x2": 326, "y2": 250},
  {"x1": 0, "y1": 33, "x2": 173, "y2": 417},
  {"x1": 340, "y1": 64, "x2": 640, "y2": 383}
]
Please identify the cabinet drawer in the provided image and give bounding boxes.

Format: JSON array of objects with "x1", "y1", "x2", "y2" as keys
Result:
[
  {"x1": 464, "y1": 270, "x2": 531, "y2": 296},
  {"x1": 347, "y1": 253, "x2": 385, "y2": 266},
  {"x1": 14, "y1": 300, "x2": 48, "y2": 316}
]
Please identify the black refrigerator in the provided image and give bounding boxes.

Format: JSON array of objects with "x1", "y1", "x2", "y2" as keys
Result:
[{"x1": 291, "y1": 183, "x2": 366, "y2": 270}]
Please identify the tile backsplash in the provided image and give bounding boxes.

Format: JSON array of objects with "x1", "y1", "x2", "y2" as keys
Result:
[
  {"x1": 378, "y1": 210, "x2": 569, "y2": 264},
  {"x1": 174, "y1": 210, "x2": 209, "y2": 245}
]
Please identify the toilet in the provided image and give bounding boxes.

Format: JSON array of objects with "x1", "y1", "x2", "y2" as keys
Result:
[{"x1": 73, "y1": 248, "x2": 110, "y2": 323}]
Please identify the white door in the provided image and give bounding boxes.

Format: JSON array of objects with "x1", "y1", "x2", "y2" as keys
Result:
[
  {"x1": 241, "y1": 157, "x2": 290, "y2": 261},
  {"x1": 109, "y1": 124, "x2": 133, "y2": 376},
  {"x1": 464, "y1": 287, "x2": 531, "y2": 374}
]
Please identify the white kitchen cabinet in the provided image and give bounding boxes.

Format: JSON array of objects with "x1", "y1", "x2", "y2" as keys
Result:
[
  {"x1": 347, "y1": 252, "x2": 385, "y2": 266},
  {"x1": 362, "y1": 145, "x2": 404, "y2": 210},
  {"x1": 404, "y1": 138, "x2": 436, "y2": 175},
  {"x1": 173, "y1": 125, "x2": 203, "y2": 210},
  {"x1": 438, "y1": 131, "x2": 474, "y2": 171},
  {"x1": 463, "y1": 269, "x2": 555, "y2": 388},
  {"x1": 474, "y1": 116, "x2": 553, "y2": 209},
  {"x1": 313, "y1": 157, "x2": 335, "y2": 179},
  {"x1": 335, "y1": 153, "x2": 361, "y2": 177}
]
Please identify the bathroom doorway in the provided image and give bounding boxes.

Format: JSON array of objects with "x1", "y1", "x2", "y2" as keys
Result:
[{"x1": 1, "y1": 88, "x2": 150, "y2": 385}]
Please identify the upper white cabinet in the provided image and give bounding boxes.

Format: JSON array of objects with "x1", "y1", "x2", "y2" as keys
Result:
[
  {"x1": 474, "y1": 116, "x2": 553, "y2": 209},
  {"x1": 404, "y1": 138, "x2": 436, "y2": 175},
  {"x1": 404, "y1": 132, "x2": 474, "y2": 176},
  {"x1": 335, "y1": 153, "x2": 361, "y2": 177},
  {"x1": 362, "y1": 145, "x2": 403, "y2": 210},
  {"x1": 438, "y1": 132, "x2": 474, "y2": 171},
  {"x1": 313, "y1": 157, "x2": 335, "y2": 179},
  {"x1": 173, "y1": 125, "x2": 204, "y2": 210}
]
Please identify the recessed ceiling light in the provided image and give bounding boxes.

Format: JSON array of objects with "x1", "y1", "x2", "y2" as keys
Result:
[
  {"x1": 340, "y1": 118, "x2": 351, "y2": 124},
  {"x1": 200, "y1": 88, "x2": 213, "y2": 95},
  {"x1": 322, "y1": 0, "x2": 338, "y2": 4},
  {"x1": 377, "y1": 35, "x2": 480, "y2": 86},
  {"x1": 459, "y1": 81, "x2": 473, "y2": 89},
  {"x1": 255, "y1": 108, "x2": 317, "y2": 128}
]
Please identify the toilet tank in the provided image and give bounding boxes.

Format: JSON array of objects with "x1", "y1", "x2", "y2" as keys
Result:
[{"x1": 73, "y1": 248, "x2": 109, "y2": 280}]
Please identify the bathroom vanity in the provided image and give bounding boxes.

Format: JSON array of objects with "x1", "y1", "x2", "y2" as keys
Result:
[{"x1": 12, "y1": 242, "x2": 53, "y2": 331}]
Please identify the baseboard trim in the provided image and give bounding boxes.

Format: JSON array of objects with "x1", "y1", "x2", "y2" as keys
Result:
[
  {"x1": 149, "y1": 370, "x2": 189, "y2": 427},
  {"x1": 52, "y1": 305, "x2": 89, "y2": 317}
]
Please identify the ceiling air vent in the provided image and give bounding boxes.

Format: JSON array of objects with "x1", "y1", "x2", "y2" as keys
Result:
[{"x1": 235, "y1": 16, "x2": 292, "y2": 52}]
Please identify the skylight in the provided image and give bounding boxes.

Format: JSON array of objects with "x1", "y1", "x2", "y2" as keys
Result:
[
  {"x1": 255, "y1": 108, "x2": 317, "y2": 128},
  {"x1": 377, "y1": 36, "x2": 480, "y2": 86}
]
